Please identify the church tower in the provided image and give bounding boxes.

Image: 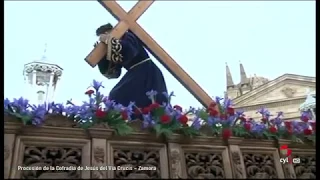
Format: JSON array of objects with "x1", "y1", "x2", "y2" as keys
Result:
[
  {"x1": 225, "y1": 63, "x2": 239, "y2": 99},
  {"x1": 239, "y1": 62, "x2": 251, "y2": 95},
  {"x1": 23, "y1": 44, "x2": 63, "y2": 105}
]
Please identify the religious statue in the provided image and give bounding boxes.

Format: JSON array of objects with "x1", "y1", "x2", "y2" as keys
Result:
[{"x1": 94, "y1": 23, "x2": 168, "y2": 108}]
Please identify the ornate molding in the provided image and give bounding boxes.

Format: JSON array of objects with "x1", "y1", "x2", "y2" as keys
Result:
[
  {"x1": 170, "y1": 149, "x2": 182, "y2": 179},
  {"x1": 24, "y1": 62, "x2": 63, "y2": 76},
  {"x1": 236, "y1": 98, "x2": 305, "y2": 111},
  {"x1": 281, "y1": 87, "x2": 296, "y2": 98},
  {"x1": 231, "y1": 151, "x2": 244, "y2": 179},
  {"x1": 92, "y1": 147, "x2": 105, "y2": 179}
]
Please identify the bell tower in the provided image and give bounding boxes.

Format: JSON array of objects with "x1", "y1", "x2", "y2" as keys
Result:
[{"x1": 23, "y1": 44, "x2": 63, "y2": 105}]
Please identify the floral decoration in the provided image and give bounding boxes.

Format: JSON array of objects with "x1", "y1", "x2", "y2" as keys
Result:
[{"x1": 3, "y1": 80, "x2": 316, "y2": 143}]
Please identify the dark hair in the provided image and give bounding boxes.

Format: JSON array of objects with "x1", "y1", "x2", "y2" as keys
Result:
[{"x1": 96, "y1": 23, "x2": 113, "y2": 36}]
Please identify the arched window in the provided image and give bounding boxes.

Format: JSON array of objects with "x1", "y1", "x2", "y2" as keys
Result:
[{"x1": 37, "y1": 91, "x2": 45, "y2": 104}]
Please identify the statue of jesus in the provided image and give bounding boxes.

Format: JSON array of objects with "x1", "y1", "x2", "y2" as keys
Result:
[{"x1": 95, "y1": 23, "x2": 168, "y2": 108}]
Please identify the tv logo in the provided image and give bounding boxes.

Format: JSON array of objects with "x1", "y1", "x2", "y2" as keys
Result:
[{"x1": 279, "y1": 145, "x2": 300, "y2": 164}]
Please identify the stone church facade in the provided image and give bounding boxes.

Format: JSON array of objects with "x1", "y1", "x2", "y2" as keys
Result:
[{"x1": 225, "y1": 63, "x2": 316, "y2": 121}]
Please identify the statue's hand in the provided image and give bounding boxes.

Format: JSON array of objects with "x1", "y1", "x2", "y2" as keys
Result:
[{"x1": 99, "y1": 34, "x2": 111, "y2": 44}]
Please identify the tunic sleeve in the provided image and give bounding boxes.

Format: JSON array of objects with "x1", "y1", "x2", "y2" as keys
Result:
[{"x1": 106, "y1": 32, "x2": 140, "y2": 64}]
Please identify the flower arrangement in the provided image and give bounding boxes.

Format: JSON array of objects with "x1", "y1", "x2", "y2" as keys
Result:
[{"x1": 3, "y1": 80, "x2": 316, "y2": 144}]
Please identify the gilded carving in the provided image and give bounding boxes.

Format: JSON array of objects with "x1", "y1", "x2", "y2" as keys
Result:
[
  {"x1": 185, "y1": 152, "x2": 225, "y2": 178},
  {"x1": 92, "y1": 147, "x2": 105, "y2": 179},
  {"x1": 4, "y1": 145, "x2": 10, "y2": 160},
  {"x1": 231, "y1": 151, "x2": 244, "y2": 179},
  {"x1": 170, "y1": 150, "x2": 181, "y2": 179},
  {"x1": 292, "y1": 155, "x2": 316, "y2": 179},
  {"x1": 113, "y1": 149, "x2": 160, "y2": 178},
  {"x1": 242, "y1": 153, "x2": 277, "y2": 179},
  {"x1": 22, "y1": 146, "x2": 81, "y2": 179},
  {"x1": 281, "y1": 87, "x2": 296, "y2": 98}
]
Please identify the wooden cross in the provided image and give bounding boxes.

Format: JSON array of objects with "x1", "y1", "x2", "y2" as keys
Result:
[{"x1": 85, "y1": 0, "x2": 219, "y2": 112}]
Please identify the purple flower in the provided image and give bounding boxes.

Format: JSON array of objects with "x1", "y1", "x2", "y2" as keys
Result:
[
  {"x1": 235, "y1": 110, "x2": 245, "y2": 118},
  {"x1": 91, "y1": 80, "x2": 104, "y2": 91},
  {"x1": 146, "y1": 90, "x2": 157, "y2": 103},
  {"x1": 142, "y1": 114, "x2": 155, "y2": 128},
  {"x1": 122, "y1": 102, "x2": 135, "y2": 121},
  {"x1": 223, "y1": 98, "x2": 233, "y2": 109},
  {"x1": 162, "y1": 91, "x2": 175, "y2": 104},
  {"x1": 208, "y1": 117, "x2": 219, "y2": 126},
  {"x1": 30, "y1": 104, "x2": 47, "y2": 126},
  {"x1": 4, "y1": 98, "x2": 10, "y2": 110},
  {"x1": 113, "y1": 104, "x2": 124, "y2": 112},
  {"x1": 191, "y1": 117, "x2": 201, "y2": 130},
  {"x1": 215, "y1": 96, "x2": 223, "y2": 104},
  {"x1": 251, "y1": 123, "x2": 266, "y2": 134}
]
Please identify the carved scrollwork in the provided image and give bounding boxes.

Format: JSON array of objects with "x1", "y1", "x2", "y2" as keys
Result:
[
  {"x1": 170, "y1": 150, "x2": 181, "y2": 179},
  {"x1": 293, "y1": 155, "x2": 316, "y2": 179},
  {"x1": 22, "y1": 146, "x2": 81, "y2": 179},
  {"x1": 113, "y1": 149, "x2": 160, "y2": 179},
  {"x1": 231, "y1": 151, "x2": 244, "y2": 179},
  {"x1": 4, "y1": 145, "x2": 10, "y2": 160},
  {"x1": 92, "y1": 147, "x2": 105, "y2": 179},
  {"x1": 24, "y1": 62, "x2": 63, "y2": 76},
  {"x1": 185, "y1": 152, "x2": 225, "y2": 179},
  {"x1": 242, "y1": 153, "x2": 277, "y2": 179},
  {"x1": 283, "y1": 165, "x2": 296, "y2": 179}
]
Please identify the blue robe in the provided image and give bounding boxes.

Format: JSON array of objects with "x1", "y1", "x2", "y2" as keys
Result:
[{"x1": 97, "y1": 32, "x2": 168, "y2": 108}]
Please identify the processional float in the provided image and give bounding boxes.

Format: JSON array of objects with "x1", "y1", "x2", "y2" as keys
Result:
[{"x1": 85, "y1": 0, "x2": 219, "y2": 113}]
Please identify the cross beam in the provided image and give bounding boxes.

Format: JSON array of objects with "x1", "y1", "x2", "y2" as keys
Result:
[{"x1": 85, "y1": 0, "x2": 218, "y2": 112}]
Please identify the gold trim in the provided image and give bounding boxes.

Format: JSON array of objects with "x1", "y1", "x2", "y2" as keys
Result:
[
  {"x1": 106, "y1": 36, "x2": 123, "y2": 63},
  {"x1": 129, "y1": 58, "x2": 151, "y2": 70}
]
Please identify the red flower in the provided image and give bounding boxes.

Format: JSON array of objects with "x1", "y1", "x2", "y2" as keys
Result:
[
  {"x1": 244, "y1": 123, "x2": 251, "y2": 131},
  {"x1": 227, "y1": 107, "x2": 235, "y2": 116},
  {"x1": 85, "y1": 89, "x2": 94, "y2": 95},
  {"x1": 301, "y1": 116, "x2": 309, "y2": 123},
  {"x1": 160, "y1": 115, "x2": 171, "y2": 124},
  {"x1": 142, "y1": 107, "x2": 151, "y2": 114},
  {"x1": 121, "y1": 111, "x2": 128, "y2": 120},
  {"x1": 209, "y1": 102, "x2": 216, "y2": 108},
  {"x1": 269, "y1": 126, "x2": 277, "y2": 133},
  {"x1": 239, "y1": 116, "x2": 246, "y2": 122},
  {"x1": 209, "y1": 109, "x2": 219, "y2": 117},
  {"x1": 284, "y1": 121, "x2": 292, "y2": 129},
  {"x1": 134, "y1": 108, "x2": 142, "y2": 115},
  {"x1": 173, "y1": 105, "x2": 183, "y2": 112},
  {"x1": 261, "y1": 118, "x2": 268, "y2": 124},
  {"x1": 149, "y1": 103, "x2": 160, "y2": 110},
  {"x1": 222, "y1": 128, "x2": 232, "y2": 140},
  {"x1": 303, "y1": 129, "x2": 312, "y2": 135},
  {"x1": 310, "y1": 122, "x2": 316, "y2": 131},
  {"x1": 95, "y1": 109, "x2": 106, "y2": 118},
  {"x1": 178, "y1": 115, "x2": 188, "y2": 125}
]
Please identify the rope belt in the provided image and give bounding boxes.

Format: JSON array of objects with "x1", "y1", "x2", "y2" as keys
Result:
[{"x1": 129, "y1": 58, "x2": 151, "y2": 70}]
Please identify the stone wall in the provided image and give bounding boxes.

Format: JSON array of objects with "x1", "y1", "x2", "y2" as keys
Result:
[{"x1": 4, "y1": 120, "x2": 315, "y2": 179}]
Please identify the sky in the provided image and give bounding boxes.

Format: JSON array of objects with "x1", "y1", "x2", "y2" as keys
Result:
[{"x1": 4, "y1": 1, "x2": 315, "y2": 108}]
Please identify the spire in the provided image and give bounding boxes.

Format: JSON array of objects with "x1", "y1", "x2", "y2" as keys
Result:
[
  {"x1": 41, "y1": 43, "x2": 48, "y2": 61},
  {"x1": 239, "y1": 61, "x2": 248, "y2": 84},
  {"x1": 225, "y1": 62, "x2": 234, "y2": 87}
]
